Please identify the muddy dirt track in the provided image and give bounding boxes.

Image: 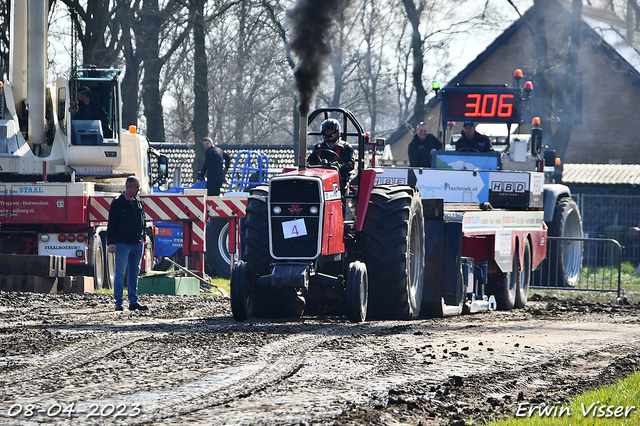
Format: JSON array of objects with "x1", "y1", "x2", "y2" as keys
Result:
[{"x1": 0, "y1": 292, "x2": 639, "y2": 426}]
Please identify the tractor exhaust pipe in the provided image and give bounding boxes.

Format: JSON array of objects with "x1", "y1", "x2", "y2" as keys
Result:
[{"x1": 298, "y1": 115, "x2": 307, "y2": 170}]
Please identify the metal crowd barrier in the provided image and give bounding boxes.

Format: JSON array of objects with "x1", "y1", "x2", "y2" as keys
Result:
[{"x1": 531, "y1": 236, "x2": 622, "y2": 300}]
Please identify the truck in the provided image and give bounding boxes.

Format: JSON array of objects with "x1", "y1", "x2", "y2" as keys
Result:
[
  {"x1": 0, "y1": 2, "x2": 203, "y2": 289},
  {"x1": 229, "y1": 71, "x2": 583, "y2": 321}
]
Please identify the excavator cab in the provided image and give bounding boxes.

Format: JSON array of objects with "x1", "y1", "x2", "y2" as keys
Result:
[
  {"x1": 71, "y1": 68, "x2": 121, "y2": 144},
  {"x1": 64, "y1": 69, "x2": 123, "y2": 171}
]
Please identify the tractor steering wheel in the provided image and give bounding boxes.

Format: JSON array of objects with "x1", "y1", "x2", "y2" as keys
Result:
[
  {"x1": 457, "y1": 147, "x2": 480, "y2": 153},
  {"x1": 309, "y1": 149, "x2": 340, "y2": 169}
]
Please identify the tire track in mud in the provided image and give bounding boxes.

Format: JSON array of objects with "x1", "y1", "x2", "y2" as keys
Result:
[
  {"x1": 0, "y1": 333, "x2": 147, "y2": 388},
  {"x1": 2, "y1": 308, "x2": 639, "y2": 426},
  {"x1": 12, "y1": 323, "x2": 386, "y2": 426},
  {"x1": 69, "y1": 326, "x2": 354, "y2": 425},
  {"x1": 132, "y1": 321, "x2": 636, "y2": 424},
  {"x1": 0, "y1": 317, "x2": 222, "y2": 389}
]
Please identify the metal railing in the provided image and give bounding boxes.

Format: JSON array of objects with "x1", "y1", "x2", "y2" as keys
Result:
[{"x1": 531, "y1": 236, "x2": 622, "y2": 299}]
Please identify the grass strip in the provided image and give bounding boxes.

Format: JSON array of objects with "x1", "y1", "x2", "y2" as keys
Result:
[{"x1": 488, "y1": 370, "x2": 640, "y2": 425}]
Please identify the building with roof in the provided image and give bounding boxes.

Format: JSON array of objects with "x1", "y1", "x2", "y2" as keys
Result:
[{"x1": 387, "y1": 0, "x2": 640, "y2": 166}]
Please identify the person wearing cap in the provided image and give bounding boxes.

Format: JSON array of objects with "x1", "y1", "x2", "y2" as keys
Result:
[
  {"x1": 308, "y1": 118, "x2": 355, "y2": 192},
  {"x1": 455, "y1": 121, "x2": 492, "y2": 152},
  {"x1": 407, "y1": 122, "x2": 442, "y2": 167},
  {"x1": 198, "y1": 136, "x2": 230, "y2": 196},
  {"x1": 73, "y1": 86, "x2": 109, "y2": 129}
]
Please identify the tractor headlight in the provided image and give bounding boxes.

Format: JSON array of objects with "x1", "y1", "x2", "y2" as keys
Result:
[
  {"x1": 310, "y1": 206, "x2": 318, "y2": 214},
  {"x1": 273, "y1": 206, "x2": 281, "y2": 214}
]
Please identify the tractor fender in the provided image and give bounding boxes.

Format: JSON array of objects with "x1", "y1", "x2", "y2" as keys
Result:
[{"x1": 543, "y1": 184, "x2": 572, "y2": 223}]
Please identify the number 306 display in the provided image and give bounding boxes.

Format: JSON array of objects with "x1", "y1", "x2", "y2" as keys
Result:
[{"x1": 442, "y1": 87, "x2": 522, "y2": 124}]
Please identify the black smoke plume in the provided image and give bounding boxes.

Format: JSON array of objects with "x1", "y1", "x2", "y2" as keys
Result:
[{"x1": 287, "y1": 0, "x2": 348, "y2": 116}]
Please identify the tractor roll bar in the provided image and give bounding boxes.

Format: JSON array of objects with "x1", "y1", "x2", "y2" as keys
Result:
[{"x1": 306, "y1": 108, "x2": 366, "y2": 176}]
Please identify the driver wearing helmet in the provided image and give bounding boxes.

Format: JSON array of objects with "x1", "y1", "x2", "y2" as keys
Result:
[{"x1": 308, "y1": 118, "x2": 355, "y2": 192}]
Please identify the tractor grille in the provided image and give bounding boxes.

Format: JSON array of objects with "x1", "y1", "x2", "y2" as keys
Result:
[{"x1": 269, "y1": 177, "x2": 322, "y2": 259}]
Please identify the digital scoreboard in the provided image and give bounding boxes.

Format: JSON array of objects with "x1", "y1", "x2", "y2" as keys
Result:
[{"x1": 441, "y1": 87, "x2": 522, "y2": 124}]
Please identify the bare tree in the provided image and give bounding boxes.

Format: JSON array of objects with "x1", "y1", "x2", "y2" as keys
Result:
[
  {"x1": 323, "y1": 4, "x2": 360, "y2": 108},
  {"x1": 135, "y1": 0, "x2": 190, "y2": 142},
  {"x1": 355, "y1": 0, "x2": 399, "y2": 138},
  {"x1": 61, "y1": 0, "x2": 123, "y2": 67},
  {"x1": 401, "y1": 0, "x2": 428, "y2": 123},
  {"x1": 191, "y1": 0, "x2": 209, "y2": 175},
  {"x1": 398, "y1": 0, "x2": 498, "y2": 126},
  {"x1": 203, "y1": 1, "x2": 293, "y2": 145},
  {"x1": 117, "y1": 0, "x2": 142, "y2": 129}
]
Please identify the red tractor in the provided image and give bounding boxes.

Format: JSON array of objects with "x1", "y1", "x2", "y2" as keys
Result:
[{"x1": 230, "y1": 108, "x2": 424, "y2": 322}]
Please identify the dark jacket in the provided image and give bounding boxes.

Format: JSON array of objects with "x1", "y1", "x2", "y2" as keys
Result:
[
  {"x1": 200, "y1": 146, "x2": 231, "y2": 183},
  {"x1": 455, "y1": 131, "x2": 492, "y2": 153},
  {"x1": 107, "y1": 193, "x2": 146, "y2": 245},
  {"x1": 308, "y1": 140, "x2": 355, "y2": 189},
  {"x1": 73, "y1": 100, "x2": 108, "y2": 124},
  {"x1": 408, "y1": 133, "x2": 443, "y2": 167}
]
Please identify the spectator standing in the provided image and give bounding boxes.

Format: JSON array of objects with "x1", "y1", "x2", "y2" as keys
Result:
[
  {"x1": 199, "y1": 136, "x2": 231, "y2": 196},
  {"x1": 407, "y1": 122, "x2": 442, "y2": 167},
  {"x1": 107, "y1": 176, "x2": 148, "y2": 311}
]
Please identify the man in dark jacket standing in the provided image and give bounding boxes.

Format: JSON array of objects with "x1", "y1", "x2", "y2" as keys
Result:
[
  {"x1": 455, "y1": 121, "x2": 492, "y2": 152},
  {"x1": 199, "y1": 136, "x2": 230, "y2": 196},
  {"x1": 408, "y1": 122, "x2": 442, "y2": 168},
  {"x1": 107, "y1": 177, "x2": 148, "y2": 311}
]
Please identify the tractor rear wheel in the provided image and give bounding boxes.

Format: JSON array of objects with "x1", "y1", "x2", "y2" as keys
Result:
[
  {"x1": 361, "y1": 186, "x2": 425, "y2": 320},
  {"x1": 241, "y1": 187, "x2": 305, "y2": 319},
  {"x1": 243, "y1": 190, "x2": 271, "y2": 275},
  {"x1": 346, "y1": 261, "x2": 368, "y2": 323}
]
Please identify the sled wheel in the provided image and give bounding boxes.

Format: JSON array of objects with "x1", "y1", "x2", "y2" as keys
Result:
[
  {"x1": 546, "y1": 197, "x2": 583, "y2": 287},
  {"x1": 515, "y1": 239, "x2": 532, "y2": 308},
  {"x1": 488, "y1": 244, "x2": 518, "y2": 311},
  {"x1": 346, "y1": 261, "x2": 368, "y2": 323}
]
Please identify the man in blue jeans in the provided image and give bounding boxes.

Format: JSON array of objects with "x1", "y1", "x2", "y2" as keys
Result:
[{"x1": 107, "y1": 176, "x2": 148, "y2": 311}]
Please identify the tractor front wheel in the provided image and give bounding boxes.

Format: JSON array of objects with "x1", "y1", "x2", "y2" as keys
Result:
[
  {"x1": 230, "y1": 261, "x2": 253, "y2": 321},
  {"x1": 346, "y1": 261, "x2": 368, "y2": 323}
]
